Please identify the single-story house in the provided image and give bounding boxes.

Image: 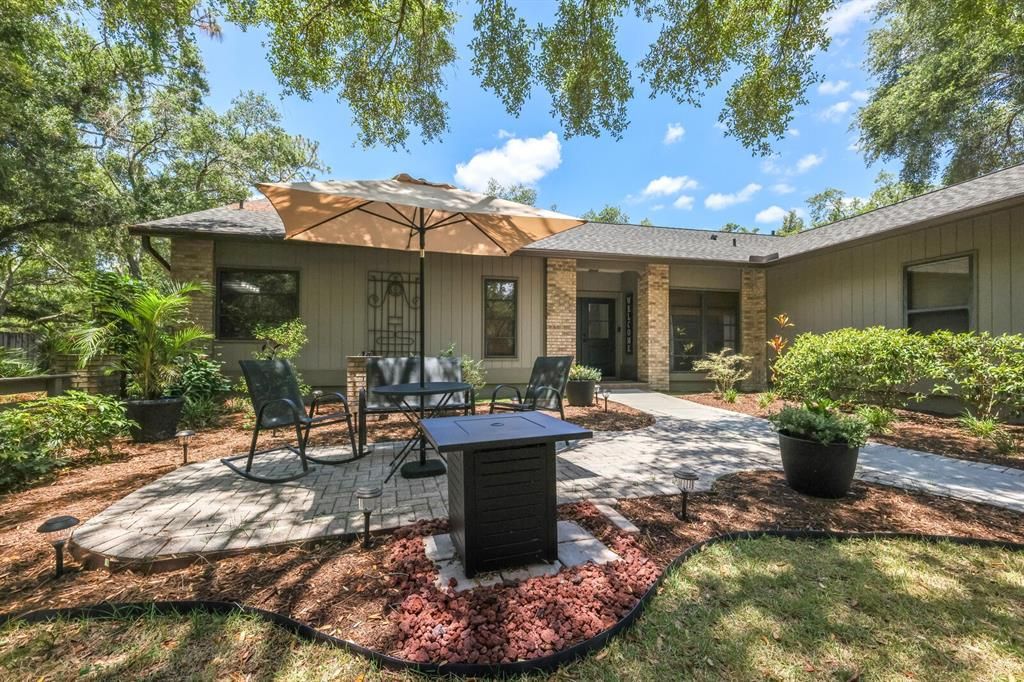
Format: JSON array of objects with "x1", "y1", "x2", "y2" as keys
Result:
[{"x1": 130, "y1": 163, "x2": 1024, "y2": 396}]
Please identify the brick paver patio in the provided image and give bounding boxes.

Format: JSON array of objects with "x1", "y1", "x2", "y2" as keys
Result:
[{"x1": 71, "y1": 391, "x2": 1024, "y2": 564}]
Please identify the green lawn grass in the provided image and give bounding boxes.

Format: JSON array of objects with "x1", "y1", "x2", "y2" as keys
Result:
[{"x1": 3, "y1": 538, "x2": 1022, "y2": 681}]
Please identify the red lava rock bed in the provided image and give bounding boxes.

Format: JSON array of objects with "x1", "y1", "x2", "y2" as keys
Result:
[
  {"x1": 6, "y1": 471, "x2": 1024, "y2": 667},
  {"x1": 682, "y1": 391, "x2": 1024, "y2": 470}
]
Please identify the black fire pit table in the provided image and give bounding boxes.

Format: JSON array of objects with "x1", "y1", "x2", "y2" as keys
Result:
[
  {"x1": 373, "y1": 381, "x2": 472, "y2": 481},
  {"x1": 419, "y1": 411, "x2": 592, "y2": 577}
]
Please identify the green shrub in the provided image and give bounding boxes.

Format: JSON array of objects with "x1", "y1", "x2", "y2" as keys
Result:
[
  {"x1": 722, "y1": 388, "x2": 739, "y2": 403},
  {"x1": 757, "y1": 391, "x2": 778, "y2": 410},
  {"x1": 773, "y1": 327, "x2": 941, "y2": 409},
  {"x1": 856, "y1": 404, "x2": 897, "y2": 435},
  {"x1": 568, "y1": 364, "x2": 602, "y2": 381},
  {"x1": 930, "y1": 331, "x2": 1024, "y2": 421},
  {"x1": 957, "y1": 413, "x2": 1000, "y2": 439},
  {"x1": 770, "y1": 403, "x2": 870, "y2": 448},
  {"x1": 989, "y1": 428, "x2": 1019, "y2": 456},
  {"x1": 440, "y1": 343, "x2": 488, "y2": 392},
  {"x1": 0, "y1": 392, "x2": 133, "y2": 491},
  {"x1": 170, "y1": 354, "x2": 231, "y2": 429},
  {"x1": 692, "y1": 348, "x2": 752, "y2": 396}
]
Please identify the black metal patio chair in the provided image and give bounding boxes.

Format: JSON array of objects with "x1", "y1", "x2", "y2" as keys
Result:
[
  {"x1": 488, "y1": 355, "x2": 573, "y2": 420},
  {"x1": 222, "y1": 359, "x2": 360, "y2": 484}
]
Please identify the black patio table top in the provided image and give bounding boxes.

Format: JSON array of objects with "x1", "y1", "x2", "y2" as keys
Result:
[{"x1": 420, "y1": 411, "x2": 592, "y2": 453}]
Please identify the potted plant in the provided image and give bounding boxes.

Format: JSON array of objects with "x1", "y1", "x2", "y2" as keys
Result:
[
  {"x1": 769, "y1": 401, "x2": 870, "y2": 498},
  {"x1": 76, "y1": 282, "x2": 211, "y2": 442},
  {"x1": 566, "y1": 364, "x2": 602, "y2": 407}
]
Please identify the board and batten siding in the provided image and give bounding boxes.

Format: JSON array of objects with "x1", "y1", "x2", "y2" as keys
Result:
[
  {"x1": 214, "y1": 240, "x2": 545, "y2": 386},
  {"x1": 766, "y1": 203, "x2": 1024, "y2": 337}
]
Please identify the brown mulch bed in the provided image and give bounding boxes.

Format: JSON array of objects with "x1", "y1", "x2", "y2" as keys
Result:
[
  {"x1": 683, "y1": 392, "x2": 1024, "y2": 470},
  {"x1": 3, "y1": 470, "x2": 1023, "y2": 666}
]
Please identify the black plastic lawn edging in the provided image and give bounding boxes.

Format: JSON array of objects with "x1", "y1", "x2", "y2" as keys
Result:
[{"x1": 5, "y1": 530, "x2": 1024, "y2": 677}]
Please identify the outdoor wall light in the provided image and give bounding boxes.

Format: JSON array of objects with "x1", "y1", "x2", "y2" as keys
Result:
[
  {"x1": 600, "y1": 387, "x2": 612, "y2": 412},
  {"x1": 672, "y1": 468, "x2": 699, "y2": 521},
  {"x1": 175, "y1": 430, "x2": 195, "y2": 465},
  {"x1": 37, "y1": 515, "x2": 79, "y2": 577},
  {"x1": 356, "y1": 485, "x2": 383, "y2": 549}
]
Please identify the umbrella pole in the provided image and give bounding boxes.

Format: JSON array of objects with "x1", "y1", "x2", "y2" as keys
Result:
[{"x1": 399, "y1": 212, "x2": 445, "y2": 480}]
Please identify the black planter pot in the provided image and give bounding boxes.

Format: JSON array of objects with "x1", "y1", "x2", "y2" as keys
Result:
[
  {"x1": 565, "y1": 380, "x2": 596, "y2": 407},
  {"x1": 778, "y1": 432, "x2": 860, "y2": 499},
  {"x1": 124, "y1": 398, "x2": 185, "y2": 443}
]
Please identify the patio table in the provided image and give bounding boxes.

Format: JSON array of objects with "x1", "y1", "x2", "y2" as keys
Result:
[
  {"x1": 373, "y1": 381, "x2": 472, "y2": 481},
  {"x1": 420, "y1": 411, "x2": 592, "y2": 577}
]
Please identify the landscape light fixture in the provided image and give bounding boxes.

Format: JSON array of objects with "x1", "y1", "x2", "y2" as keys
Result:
[
  {"x1": 600, "y1": 387, "x2": 612, "y2": 412},
  {"x1": 672, "y1": 468, "x2": 699, "y2": 521},
  {"x1": 175, "y1": 430, "x2": 195, "y2": 465},
  {"x1": 37, "y1": 515, "x2": 80, "y2": 577},
  {"x1": 356, "y1": 485, "x2": 383, "y2": 549}
]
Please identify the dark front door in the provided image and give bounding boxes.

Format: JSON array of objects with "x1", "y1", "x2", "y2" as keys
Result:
[{"x1": 577, "y1": 298, "x2": 616, "y2": 378}]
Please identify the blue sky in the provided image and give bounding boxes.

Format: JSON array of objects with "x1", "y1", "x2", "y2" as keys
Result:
[{"x1": 199, "y1": 0, "x2": 891, "y2": 232}]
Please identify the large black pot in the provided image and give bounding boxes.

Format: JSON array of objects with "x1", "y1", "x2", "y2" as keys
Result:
[
  {"x1": 124, "y1": 397, "x2": 185, "y2": 443},
  {"x1": 565, "y1": 380, "x2": 596, "y2": 407},
  {"x1": 778, "y1": 432, "x2": 860, "y2": 498}
]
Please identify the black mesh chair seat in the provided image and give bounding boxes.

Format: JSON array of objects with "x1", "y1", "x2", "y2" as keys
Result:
[
  {"x1": 222, "y1": 359, "x2": 361, "y2": 484},
  {"x1": 488, "y1": 356, "x2": 572, "y2": 420}
]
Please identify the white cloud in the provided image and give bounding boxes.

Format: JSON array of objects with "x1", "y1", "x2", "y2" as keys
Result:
[
  {"x1": 497, "y1": 129, "x2": 514, "y2": 139},
  {"x1": 847, "y1": 138, "x2": 863, "y2": 152},
  {"x1": 755, "y1": 205, "x2": 789, "y2": 224},
  {"x1": 772, "y1": 183, "x2": 796, "y2": 194},
  {"x1": 454, "y1": 132, "x2": 562, "y2": 192},
  {"x1": 796, "y1": 153, "x2": 825, "y2": 173},
  {"x1": 705, "y1": 183, "x2": 762, "y2": 210},
  {"x1": 788, "y1": 128, "x2": 800, "y2": 137},
  {"x1": 851, "y1": 89, "x2": 870, "y2": 102},
  {"x1": 818, "y1": 80, "x2": 849, "y2": 95},
  {"x1": 650, "y1": 204, "x2": 665, "y2": 211},
  {"x1": 827, "y1": 0, "x2": 876, "y2": 36},
  {"x1": 821, "y1": 100, "x2": 852, "y2": 122},
  {"x1": 642, "y1": 175, "x2": 698, "y2": 197},
  {"x1": 663, "y1": 123, "x2": 685, "y2": 144},
  {"x1": 673, "y1": 195, "x2": 695, "y2": 210},
  {"x1": 713, "y1": 121, "x2": 728, "y2": 131}
]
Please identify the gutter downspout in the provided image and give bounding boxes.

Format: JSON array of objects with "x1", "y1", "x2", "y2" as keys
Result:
[{"x1": 141, "y1": 235, "x2": 171, "y2": 272}]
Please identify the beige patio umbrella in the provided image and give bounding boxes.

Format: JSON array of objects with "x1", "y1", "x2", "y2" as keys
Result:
[{"x1": 256, "y1": 173, "x2": 584, "y2": 379}]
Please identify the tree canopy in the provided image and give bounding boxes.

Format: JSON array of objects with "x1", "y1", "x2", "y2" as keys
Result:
[
  {"x1": 805, "y1": 171, "x2": 932, "y2": 227},
  {"x1": 857, "y1": 1, "x2": 1024, "y2": 184},
  {"x1": 582, "y1": 205, "x2": 631, "y2": 224},
  {"x1": 485, "y1": 179, "x2": 537, "y2": 206}
]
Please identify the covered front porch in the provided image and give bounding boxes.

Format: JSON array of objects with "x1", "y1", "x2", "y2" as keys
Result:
[{"x1": 544, "y1": 257, "x2": 769, "y2": 392}]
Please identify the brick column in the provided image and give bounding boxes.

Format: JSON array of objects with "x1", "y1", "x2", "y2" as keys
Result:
[
  {"x1": 170, "y1": 237, "x2": 215, "y2": 335},
  {"x1": 741, "y1": 267, "x2": 768, "y2": 390},
  {"x1": 545, "y1": 258, "x2": 577, "y2": 357},
  {"x1": 636, "y1": 264, "x2": 670, "y2": 391},
  {"x1": 346, "y1": 355, "x2": 371, "y2": 413},
  {"x1": 51, "y1": 354, "x2": 121, "y2": 396}
]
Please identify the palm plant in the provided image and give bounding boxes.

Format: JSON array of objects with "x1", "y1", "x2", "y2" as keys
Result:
[{"x1": 76, "y1": 282, "x2": 211, "y2": 400}]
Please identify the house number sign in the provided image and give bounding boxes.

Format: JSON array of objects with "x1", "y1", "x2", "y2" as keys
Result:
[{"x1": 625, "y1": 293, "x2": 634, "y2": 355}]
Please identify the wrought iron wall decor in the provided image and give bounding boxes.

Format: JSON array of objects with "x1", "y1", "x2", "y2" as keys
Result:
[{"x1": 367, "y1": 271, "x2": 421, "y2": 356}]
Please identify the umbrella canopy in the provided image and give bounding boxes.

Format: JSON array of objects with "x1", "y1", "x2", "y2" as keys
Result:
[{"x1": 256, "y1": 173, "x2": 584, "y2": 256}]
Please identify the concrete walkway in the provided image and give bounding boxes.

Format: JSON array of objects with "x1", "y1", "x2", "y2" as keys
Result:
[{"x1": 71, "y1": 391, "x2": 1024, "y2": 564}]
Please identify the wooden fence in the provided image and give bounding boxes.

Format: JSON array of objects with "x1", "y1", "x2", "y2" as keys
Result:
[{"x1": 0, "y1": 332, "x2": 40, "y2": 361}]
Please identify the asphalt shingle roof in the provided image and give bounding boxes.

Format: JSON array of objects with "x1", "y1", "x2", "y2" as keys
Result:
[{"x1": 131, "y1": 163, "x2": 1024, "y2": 264}]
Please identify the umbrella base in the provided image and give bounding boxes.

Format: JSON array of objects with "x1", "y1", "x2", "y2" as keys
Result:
[{"x1": 401, "y1": 459, "x2": 446, "y2": 479}]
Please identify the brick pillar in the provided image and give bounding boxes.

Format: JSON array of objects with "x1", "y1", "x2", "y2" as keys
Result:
[
  {"x1": 346, "y1": 355, "x2": 372, "y2": 413},
  {"x1": 741, "y1": 267, "x2": 768, "y2": 390},
  {"x1": 545, "y1": 258, "x2": 577, "y2": 358},
  {"x1": 636, "y1": 264, "x2": 670, "y2": 391},
  {"x1": 170, "y1": 237, "x2": 215, "y2": 336},
  {"x1": 51, "y1": 354, "x2": 121, "y2": 396}
]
